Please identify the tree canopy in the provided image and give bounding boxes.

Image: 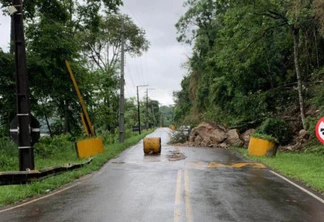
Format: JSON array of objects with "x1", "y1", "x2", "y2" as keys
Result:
[
  {"x1": 174, "y1": 0, "x2": 324, "y2": 132},
  {"x1": 0, "y1": 0, "x2": 153, "y2": 136}
]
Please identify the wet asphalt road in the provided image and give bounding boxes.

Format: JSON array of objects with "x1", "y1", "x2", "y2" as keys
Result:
[{"x1": 1, "y1": 128, "x2": 324, "y2": 222}]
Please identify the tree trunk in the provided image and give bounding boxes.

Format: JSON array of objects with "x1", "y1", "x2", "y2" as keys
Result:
[{"x1": 292, "y1": 27, "x2": 306, "y2": 130}]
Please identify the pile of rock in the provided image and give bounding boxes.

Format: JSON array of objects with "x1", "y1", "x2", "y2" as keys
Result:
[
  {"x1": 188, "y1": 122, "x2": 254, "y2": 148},
  {"x1": 279, "y1": 129, "x2": 310, "y2": 151}
]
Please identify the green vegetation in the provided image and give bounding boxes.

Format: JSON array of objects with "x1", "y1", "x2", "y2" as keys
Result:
[
  {"x1": 233, "y1": 147, "x2": 324, "y2": 194},
  {"x1": 254, "y1": 118, "x2": 292, "y2": 145},
  {"x1": 160, "y1": 105, "x2": 174, "y2": 127},
  {"x1": 173, "y1": 0, "x2": 324, "y2": 144},
  {"x1": 250, "y1": 133, "x2": 278, "y2": 144},
  {"x1": 0, "y1": 0, "x2": 163, "y2": 137},
  {"x1": 168, "y1": 131, "x2": 188, "y2": 144},
  {"x1": 0, "y1": 130, "x2": 153, "y2": 207}
]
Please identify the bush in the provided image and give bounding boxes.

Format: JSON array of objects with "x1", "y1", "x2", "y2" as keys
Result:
[
  {"x1": 33, "y1": 134, "x2": 75, "y2": 158},
  {"x1": 251, "y1": 132, "x2": 278, "y2": 143},
  {"x1": 0, "y1": 137, "x2": 18, "y2": 170},
  {"x1": 97, "y1": 130, "x2": 118, "y2": 145},
  {"x1": 169, "y1": 131, "x2": 188, "y2": 144},
  {"x1": 255, "y1": 118, "x2": 293, "y2": 145}
]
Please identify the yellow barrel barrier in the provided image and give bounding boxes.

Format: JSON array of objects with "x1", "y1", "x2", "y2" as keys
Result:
[
  {"x1": 248, "y1": 136, "x2": 277, "y2": 157},
  {"x1": 143, "y1": 137, "x2": 161, "y2": 154},
  {"x1": 169, "y1": 125, "x2": 176, "y2": 131},
  {"x1": 76, "y1": 138, "x2": 104, "y2": 158}
]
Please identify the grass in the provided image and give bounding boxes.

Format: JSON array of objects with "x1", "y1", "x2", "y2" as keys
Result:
[
  {"x1": 0, "y1": 130, "x2": 153, "y2": 207},
  {"x1": 232, "y1": 147, "x2": 324, "y2": 194}
]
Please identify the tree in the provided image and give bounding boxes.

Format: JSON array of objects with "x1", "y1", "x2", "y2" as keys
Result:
[
  {"x1": 174, "y1": 0, "x2": 324, "y2": 130},
  {"x1": 0, "y1": 50, "x2": 15, "y2": 135},
  {"x1": 81, "y1": 13, "x2": 149, "y2": 73},
  {"x1": 313, "y1": 0, "x2": 324, "y2": 36}
]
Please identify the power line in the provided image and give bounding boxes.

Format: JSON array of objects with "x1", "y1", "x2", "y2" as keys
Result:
[
  {"x1": 126, "y1": 64, "x2": 135, "y2": 88},
  {"x1": 121, "y1": 5, "x2": 144, "y2": 29}
]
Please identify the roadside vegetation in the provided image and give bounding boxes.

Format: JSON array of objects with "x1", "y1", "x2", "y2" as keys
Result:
[
  {"x1": 173, "y1": 0, "x2": 324, "y2": 146},
  {"x1": 232, "y1": 147, "x2": 324, "y2": 194},
  {"x1": 0, "y1": 129, "x2": 153, "y2": 207}
]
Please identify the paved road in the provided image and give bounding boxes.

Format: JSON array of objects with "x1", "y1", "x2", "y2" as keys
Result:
[{"x1": 1, "y1": 128, "x2": 324, "y2": 222}]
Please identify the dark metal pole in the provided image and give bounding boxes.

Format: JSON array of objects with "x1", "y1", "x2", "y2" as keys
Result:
[
  {"x1": 12, "y1": 0, "x2": 34, "y2": 171},
  {"x1": 137, "y1": 86, "x2": 141, "y2": 135}
]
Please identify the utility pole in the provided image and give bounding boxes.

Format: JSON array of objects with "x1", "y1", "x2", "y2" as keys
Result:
[
  {"x1": 151, "y1": 105, "x2": 157, "y2": 127},
  {"x1": 119, "y1": 19, "x2": 125, "y2": 143},
  {"x1": 146, "y1": 89, "x2": 148, "y2": 130},
  {"x1": 12, "y1": 0, "x2": 34, "y2": 171},
  {"x1": 136, "y1": 85, "x2": 148, "y2": 135},
  {"x1": 145, "y1": 88, "x2": 155, "y2": 130}
]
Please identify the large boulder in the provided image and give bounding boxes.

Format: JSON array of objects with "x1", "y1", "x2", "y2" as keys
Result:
[
  {"x1": 189, "y1": 122, "x2": 227, "y2": 147},
  {"x1": 240, "y1": 129, "x2": 255, "y2": 148},
  {"x1": 225, "y1": 129, "x2": 244, "y2": 147}
]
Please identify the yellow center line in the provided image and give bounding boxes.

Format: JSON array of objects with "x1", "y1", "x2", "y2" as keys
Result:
[
  {"x1": 174, "y1": 170, "x2": 182, "y2": 222},
  {"x1": 174, "y1": 208, "x2": 181, "y2": 222},
  {"x1": 184, "y1": 170, "x2": 193, "y2": 222}
]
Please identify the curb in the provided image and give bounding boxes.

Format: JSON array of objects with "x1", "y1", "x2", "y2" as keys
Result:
[{"x1": 0, "y1": 158, "x2": 93, "y2": 186}]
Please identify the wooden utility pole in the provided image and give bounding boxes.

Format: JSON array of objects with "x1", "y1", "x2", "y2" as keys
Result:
[
  {"x1": 136, "y1": 85, "x2": 148, "y2": 135},
  {"x1": 119, "y1": 19, "x2": 125, "y2": 142},
  {"x1": 12, "y1": 0, "x2": 34, "y2": 170}
]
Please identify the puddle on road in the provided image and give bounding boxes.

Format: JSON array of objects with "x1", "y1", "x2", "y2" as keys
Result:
[{"x1": 166, "y1": 149, "x2": 186, "y2": 161}]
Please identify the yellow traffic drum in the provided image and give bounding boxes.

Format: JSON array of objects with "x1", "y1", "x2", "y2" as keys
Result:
[
  {"x1": 143, "y1": 137, "x2": 161, "y2": 154},
  {"x1": 169, "y1": 125, "x2": 176, "y2": 131}
]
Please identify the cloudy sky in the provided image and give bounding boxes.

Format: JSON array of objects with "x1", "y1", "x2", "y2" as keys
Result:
[{"x1": 0, "y1": 0, "x2": 191, "y2": 106}]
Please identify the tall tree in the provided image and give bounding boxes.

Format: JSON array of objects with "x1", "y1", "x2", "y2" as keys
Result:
[
  {"x1": 81, "y1": 13, "x2": 149, "y2": 73},
  {"x1": 174, "y1": 0, "x2": 324, "y2": 130}
]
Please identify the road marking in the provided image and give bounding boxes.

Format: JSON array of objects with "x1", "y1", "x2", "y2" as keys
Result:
[
  {"x1": 184, "y1": 170, "x2": 193, "y2": 222},
  {"x1": 0, "y1": 180, "x2": 85, "y2": 214},
  {"x1": 270, "y1": 170, "x2": 324, "y2": 204},
  {"x1": 110, "y1": 161, "x2": 266, "y2": 169},
  {"x1": 174, "y1": 170, "x2": 182, "y2": 222},
  {"x1": 174, "y1": 208, "x2": 181, "y2": 222},
  {"x1": 207, "y1": 162, "x2": 266, "y2": 169}
]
